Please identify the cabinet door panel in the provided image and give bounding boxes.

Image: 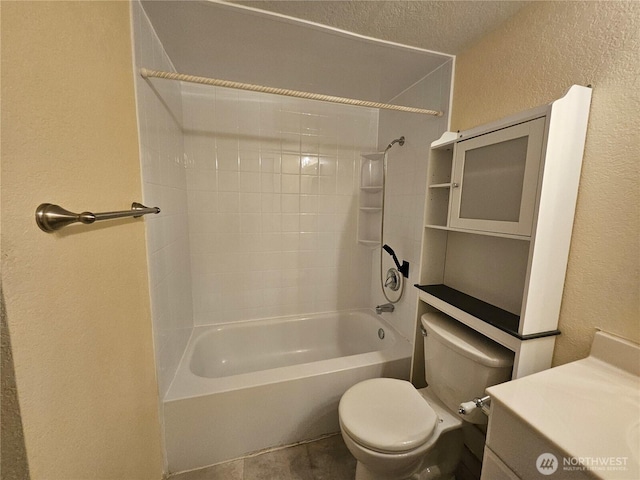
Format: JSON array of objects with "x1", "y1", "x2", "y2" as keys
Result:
[
  {"x1": 459, "y1": 136, "x2": 527, "y2": 222},
  {"x1": 450, "y1": 118, "x2": 545, "y2": 236}
]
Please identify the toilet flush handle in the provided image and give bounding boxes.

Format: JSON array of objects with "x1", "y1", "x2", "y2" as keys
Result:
[{"x1": 458, "y1": 395, "x2": 491, "y2": 416}]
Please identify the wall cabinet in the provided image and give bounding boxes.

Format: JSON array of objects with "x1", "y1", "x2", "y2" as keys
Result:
[
  {"x1": 450, "y1": 117, "x2": 545, "y2": 236},
  {"x1": 411, "y1": 86, "x2": 592, "y2": 382}
]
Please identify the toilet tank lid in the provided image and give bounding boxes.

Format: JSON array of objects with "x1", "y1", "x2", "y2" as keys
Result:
[{"x1": 421, "y1": 313, "x2": 513, "y2": 368}]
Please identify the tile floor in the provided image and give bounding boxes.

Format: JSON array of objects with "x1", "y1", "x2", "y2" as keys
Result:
[{"x1": 168, "y1": 434, "x2": 356, "y2": 480}]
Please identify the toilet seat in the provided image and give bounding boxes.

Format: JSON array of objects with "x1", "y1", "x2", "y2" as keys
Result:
[{"x1": 339, "y1": 378, "x2": 437, "y2": 454}]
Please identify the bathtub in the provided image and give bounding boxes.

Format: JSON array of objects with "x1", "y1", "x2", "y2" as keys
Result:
[{"x1": 163, "y1": 309, "x2": 411, "y2": 473}]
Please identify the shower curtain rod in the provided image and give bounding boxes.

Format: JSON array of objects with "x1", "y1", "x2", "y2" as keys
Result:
[{"x1": 140, "y1": 68, "x2": 443, "y2": 117}]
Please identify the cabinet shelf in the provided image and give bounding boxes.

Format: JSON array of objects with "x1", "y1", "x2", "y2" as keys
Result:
[
  {"x1": 424, "y1": 224, "x2": 449, "y2": 231},
  {"x1": 358, "y1": 239, "x2": 380, "y2": 247},
  {"x1": 415, "y1": 284, "x2": 560, "y2": 341},
  {"x1": 424, "y1": 224, "x2": 531, "y2": 241}
]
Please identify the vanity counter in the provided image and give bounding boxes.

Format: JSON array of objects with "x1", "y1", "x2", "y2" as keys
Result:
[{"x1": 482, "y1": 331, "x2": 640, "y2": 479}]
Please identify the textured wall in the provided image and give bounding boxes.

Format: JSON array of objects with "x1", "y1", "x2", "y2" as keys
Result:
[
  {"x1": 1, "y1": 287, "x2": 30, "y2": 480},
  {"x1": 1, "y1": 2, "x2": 163, "y2": 478},
  {"x1": 451, "y1": 1, "x2": 640, "y2": 365}
]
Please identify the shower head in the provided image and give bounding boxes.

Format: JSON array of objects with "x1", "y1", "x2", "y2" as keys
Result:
[{"x1": 385, "y1": 136, "x2": 405, "y2": 152}]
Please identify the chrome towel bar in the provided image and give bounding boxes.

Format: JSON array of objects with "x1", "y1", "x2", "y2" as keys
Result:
[{"x1": 35, "y1": 202, "x2": 160, "y2": 233}]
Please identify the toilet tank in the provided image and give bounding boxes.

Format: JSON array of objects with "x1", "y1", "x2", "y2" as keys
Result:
[{"x1": 422, "y1": 312, "x2": 513, "y2": 424}]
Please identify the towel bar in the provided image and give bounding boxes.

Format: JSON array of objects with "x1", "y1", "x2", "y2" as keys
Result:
[{"x1": 36, "y1": 202, "x2": 160, "y2": 233}]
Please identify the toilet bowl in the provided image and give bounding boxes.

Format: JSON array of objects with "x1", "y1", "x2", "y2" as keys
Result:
[{"x1": 338, "y1": 313, "x2": 514, "y2": 480}]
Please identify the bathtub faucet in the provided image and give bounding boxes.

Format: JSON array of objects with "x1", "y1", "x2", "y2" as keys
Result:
[{"x1": 375, "y1": 303, "x2": 395, "y2": 314}]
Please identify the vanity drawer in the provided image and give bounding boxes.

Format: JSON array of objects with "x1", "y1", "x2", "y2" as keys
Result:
[{"x1": 481, "y1": 447, "x2": 520, "y2": 480}]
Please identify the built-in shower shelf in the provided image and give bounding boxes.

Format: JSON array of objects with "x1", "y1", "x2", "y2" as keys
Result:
[{"x1": 358, "y1": 153, "x2": 383, "y2": 245}]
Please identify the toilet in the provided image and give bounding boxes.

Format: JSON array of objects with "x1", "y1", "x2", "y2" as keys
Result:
[{"x1": 339, "y1": 313, "x2": 513, "y2": 480}]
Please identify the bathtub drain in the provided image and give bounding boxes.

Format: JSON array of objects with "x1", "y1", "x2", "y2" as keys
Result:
[{"x1": 378, "y1": 328, "x2": 385, "y2": 340}]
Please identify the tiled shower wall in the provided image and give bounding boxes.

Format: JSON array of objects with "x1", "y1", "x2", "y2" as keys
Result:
[
  {"x1": 372, "y1": 63, "x2": 453, "y2": 341},
  {"x1": 131, "y1": 1, "x2": 193, "y2": 397},
  {"x1": 182, "y1": 84, "x2": 379, "y2": 325}
]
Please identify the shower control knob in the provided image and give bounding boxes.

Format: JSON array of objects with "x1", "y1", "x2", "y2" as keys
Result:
[{"x1": 384, "y1": 269, "x2": 400, "y2": 291}]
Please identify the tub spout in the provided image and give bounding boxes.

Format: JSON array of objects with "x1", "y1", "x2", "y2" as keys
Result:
[{"x1": 375, "y1": 303, "x2": 394, "y2": 314}]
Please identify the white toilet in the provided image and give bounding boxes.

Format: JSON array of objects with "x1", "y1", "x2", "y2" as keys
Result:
[{"x1": 339, "y1": 313, "x2": 513, "y2": 480}]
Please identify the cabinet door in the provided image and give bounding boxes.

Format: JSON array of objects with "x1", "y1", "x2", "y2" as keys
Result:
[{"x1": 449, "y1": 117, "x2": 545, "y2": 236}]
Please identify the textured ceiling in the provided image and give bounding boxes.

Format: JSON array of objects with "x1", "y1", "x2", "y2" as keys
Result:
[
  {"x1": 231, "y1": 1, "x2": 530, "y2": 54},
  {"x1": 141, "y1": 0, "x2": 529, "y2": 104}
]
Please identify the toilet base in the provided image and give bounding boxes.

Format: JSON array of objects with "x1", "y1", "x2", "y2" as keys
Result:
[
  {"x1": 354, "y1": 460, "x2": 456, "y2": 480},
  {"x1": 341, "y1": 387, "x2": 464, "y2": 480},
  {"x1": 348, "y1": 424, "x2": 463, "y2": 480}
]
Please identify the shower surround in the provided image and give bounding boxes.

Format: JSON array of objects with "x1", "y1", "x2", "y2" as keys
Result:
[
  {"x1": 131, "y1": 0, "x2": 452, "y2": 473},
  {"x1": 132, "y1": 1, "x2": 379, "y2": 399},
  {"x1": 132, "y1": 0, "x2": 192, "y2": 398}
]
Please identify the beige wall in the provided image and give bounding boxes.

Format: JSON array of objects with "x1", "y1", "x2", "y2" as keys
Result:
[
  {"x1": 451, "y1": 1, "x2": 640, "y2": 365},
  {"x1": 1, "y1": 2, "x2": 163, "y2": 478}
]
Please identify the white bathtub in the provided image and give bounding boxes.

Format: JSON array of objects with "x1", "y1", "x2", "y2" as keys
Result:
[{"x1": 163, "y1": 309, "x2": 411, "y2": 473}]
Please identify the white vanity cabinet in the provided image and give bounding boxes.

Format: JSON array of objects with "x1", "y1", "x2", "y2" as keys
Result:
[
  {"x1": 411, "y1": 86, "x2": 592, "y2": 382},
  {"x1": 482, "y1": 331, "x2": 640, "y2": 480}
]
